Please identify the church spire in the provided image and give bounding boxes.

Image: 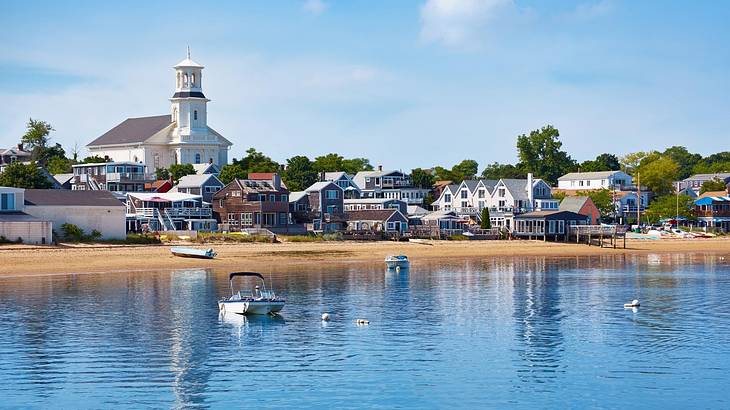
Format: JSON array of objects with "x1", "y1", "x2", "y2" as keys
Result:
[{"x1": 187, "y1": 45, "x2": 191, "y2": 59}]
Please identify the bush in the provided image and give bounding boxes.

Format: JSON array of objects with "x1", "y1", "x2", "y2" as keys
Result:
[
  {"x1": 282, "y1": 233, "x2": 343, "y2": 242},
  {"x1": 195, "y1": 232, "x2": 273, "y2": 243},
  {"x1": 447, "y1": 234, "x2": 470, "y2": 241},
  {"x1": 58, "y1": 223, "x2": 107, "y2": 242}
]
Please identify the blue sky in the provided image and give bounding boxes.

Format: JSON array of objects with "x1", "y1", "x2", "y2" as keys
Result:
[{"x1": 1, "y1": 0, "x2": 728, "y2": 170}]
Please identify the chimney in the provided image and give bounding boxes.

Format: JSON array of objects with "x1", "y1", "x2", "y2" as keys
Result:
[
  {"x1": 272, "y1": 173, "x2": 281, "y2": 190},
  {"x1": 377, "y1": 165, "x2": 383, "y2": 172},
  {"x1": 527, "y1": 172, "x2": 534, "y2": 210},
  {"x1": 320, "y1": 171, "x2": 326, "y2": 182},
  {"x1": 17, "y1": 143, "x2": 23, "y2": 151},
  {"x1": 208, "y1": 157, "x2": 213, "y2": 164}
]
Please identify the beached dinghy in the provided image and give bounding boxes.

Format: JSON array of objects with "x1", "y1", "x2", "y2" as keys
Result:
[
  {"x1": 170, "y1": 247, "x2": 217, "y2": 259},
  {"x1": 385, "y1": 255, "x2": 410, "y2": 270},
  {"x1": 218, "y1": 272, "x2": 285, "y2": 315}
]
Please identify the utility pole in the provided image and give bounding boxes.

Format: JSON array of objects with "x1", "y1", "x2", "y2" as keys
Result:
[
  {"x1": 636, "y1": 171, "x2": 641, "y2": 229},
  {"x1": 676, "y1": 181, "x2": 679, "y2": 226}
]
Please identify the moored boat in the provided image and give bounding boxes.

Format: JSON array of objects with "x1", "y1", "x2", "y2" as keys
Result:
[
  {"x1": 171, "y1": 247, "x2": 217, "y2": 259},
  {"x1": 218, "y1": 272, "x2": 285, "y2": 315},
  {"x1": 385, "y1": 255, "x2": 410, "y2": 270}
]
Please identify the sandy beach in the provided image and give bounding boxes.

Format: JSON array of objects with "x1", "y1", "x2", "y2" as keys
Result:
[{"x1": 0, "y1": 237, "x2": 728, "y2": 276}]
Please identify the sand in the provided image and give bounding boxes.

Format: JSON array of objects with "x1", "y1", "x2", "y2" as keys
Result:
[{"x1": 0, "y1": 237, "x2": 728, "y2": 277}]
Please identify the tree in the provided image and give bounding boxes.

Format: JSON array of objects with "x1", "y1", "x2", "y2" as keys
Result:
[
  {"x1": 580, "y1": 153, "x2": 620, "y2": 172},
  {"x1": 637, "y1": 156, "x2": 679, "y2": 196},
  {"x1": 0, "y1": 162, "x2": 52, "y2": 189},
  {"x1": 282, "y1": 155, "x2": 317, "y2": 191},
  {"x1": 480, "y1": 207, "x2": 492, "y2": 229},
  {"x1": 662, "y1": 146, "x2": 702, "y2": 180},
  {"x1": 422, "y1": 192, "x2": 434, "y2": 208},
  {"x1": 551, "y1": 191, "x2": 566, "y2": 202},
  {"x1": 576, "y1": 189, "x2": 614, "y2": 219},
  {"x1": 47, "y1": 156, "x2": 74, "y2": 174},
  {"x1": 515, "y1": 125, "x2": 576, "y2": 185},
  {"x1": 692, "y1": 151, "x2": 730, "y2": 174},
  {"x1": 644, "y1": 194, "x2": 695, "y2": 224},
  {"x1": 82, "y1": 155, "x2": 108, "y2": 164},
  {"x1": 155, "y1": 167, "x2": 170, "y2": 181},
  {"x1": 21, "y1": 118, "x2": 53, "y2": 150},
  {"x1": 341, "y1": 158, "x2": 373, "y2": 174},
  {"x1": 410, "y1": 168, "x2": 435, "y2": 189},
  {"x1": 700, "y1": 178, "x2": 728, "y2": 194},
  {"x1": 233, "y1": 148, "x2": 280, "y2": 174},
  {"x1": 620, "y1": 151, "x2": 655, "y2": 175},
  {"x1": 218, "y1": 163, "x2": 246, "y2": 184},
  {"x1": 451, "y1": 159, "x2": 479, "y2": 182},
  {"x1": 481, "y1": 162, "x2": 524, "y2": 179},
  {"x1": 432, "y1": 166, "x2": 454, "y2": 182},
  {"x1": 168, "y1": 163, "x2": 196, "y2": 182},
  {"x1": 312, "y1": 153, "x2": 344, "y2": 172}
]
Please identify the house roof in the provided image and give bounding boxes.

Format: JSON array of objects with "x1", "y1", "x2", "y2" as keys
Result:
[
  {"x1": 144, "y1": 180, "x2": 172, "y2": 191},
  {"x1": 87, "y1": 115, "x2": 173, "y2": 147},
  {"x1": 407, "y1": 205, "x2": 429, "y2": 216},
  {"x1": 305, "y1": 181, "x2": 339, "y2": 192},
  {"x1": 697, "y1": 190, "x2": 729, "y2": 199},
  {"x1": 128, "y1": 192, "x2": 201, "y2": 202},
  {"x1": 515, "y1": 210, "x2": 588, "y2": 219},
  {"x1": 0, "y1": 147, "x2": 31, "y2": 157},
  {"x1": 52, "y1": 173, "x2": 74, "y2": 185},
  {"x1": 352, "y1": 170, "x2": 405, "y2": 189},
  {"x1": 247, "y1": 172, "x2": 277, "y2": 180},
  {"x1": 344, "y1": 198, "x2": 404, "y2": 204},
  {"x1": 175, "y1": 57, "x2": 204, "y2": 68},
  {"x1": 559, "y1": 196, "x2": 592, "y2": 213},
  {"x1": 231, "y1": 179, "x2": 287, "y2": 194},
  {"x1": 558, "y1": 171, "x2": 623, "y2": 180},
  {"x1": 192, "y1": 163, "x2": 220, "y2": 175},
  {"x1": 0, "y1": 211, "x2": 47, "y2": 222},
  {"x1": 461, "y1": 180, "x2": 480, "y2": 192},
  {"x1": 175, "y1": 173, "x2": 221, "y2": 188},
  {"x1": 323, "y1": 171, "x2": 353, "y2": 181},
  {"x1": 345, "y1": 208, "x2": 403, "y2": 222},
  {"x1": 421, "y1": 210, "x2": 460, "y2": 221},
  {"x1": 695, "y1": 196, "x2": 730, "y2": 205},
  {"x1": 24, "y1": 189, "x2": 124, "y2": 207},
  {"x1": 683, "y1": 173, "x2": 730, "y2": 182},
  {"x1": 289, "y1": 191, "x2": 307, "y2": 203},
  {"x1": 499, "y1": 179, "x2": 531, "y2": 200}
]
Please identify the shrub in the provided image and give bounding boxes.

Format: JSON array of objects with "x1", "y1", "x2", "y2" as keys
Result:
[
  {"x1": 447, "y1": 234, "x2": 470, "y2": 241},
  {"x1": 60, "y1": 223, "x2": 85, "y2": 241}
]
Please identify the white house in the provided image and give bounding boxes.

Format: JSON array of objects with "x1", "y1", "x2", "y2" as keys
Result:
[
  {"x1": 486, "y1": 174, "x2": 559, "y2": 230},
  {"x1": 23, "y1": 189, "x2": 126, "y2": 240},
  {"x1": 0, "y1": 187, "x2": 52, "y2": 244},
  {"x1": 557, "y1": 171, "x2": 632, "y2": 190},
  {"x1": 86, "y1": 50, "x2": 232, "y2": 169},
  {"x1": 431, "y1": 183, "x2": 459, "y2": 212},
  {"x1": 352, "y1": 168, "x2": 429, "y2": 204}
]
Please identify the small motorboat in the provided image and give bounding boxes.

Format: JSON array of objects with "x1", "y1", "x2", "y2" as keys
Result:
[
  {"x1": 171, "y1": 247, "x2": 217, "y2": 259},
  {"x1": 385, "y1": 255, "x2": 410, "y2": 270},
  {"x1": 218, "y1": 272, "x2": 285, "y2": 315}
]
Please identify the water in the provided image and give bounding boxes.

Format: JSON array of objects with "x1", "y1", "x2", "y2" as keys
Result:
[{"x1": 1, "y1": 254, "x2": 729, "y2": 409}]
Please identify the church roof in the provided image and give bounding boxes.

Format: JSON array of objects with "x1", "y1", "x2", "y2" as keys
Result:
[
  {"x1": 87, "y1": 115, "x2": 172, "y2": 147},
  {"x1": 174, "y1": 57, "x2": 204, "y2": 68}
]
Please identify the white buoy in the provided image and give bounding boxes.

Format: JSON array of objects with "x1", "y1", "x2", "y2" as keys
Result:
[
  {"x1": 355, "y1": 319, "x2": 370, "y2": 325},
  {"x1": 321, "y1": 313, "x2": 331, "y2": 321},
  {"x1": 624, "y1": 299, "x2": 640, "y2": 308}
]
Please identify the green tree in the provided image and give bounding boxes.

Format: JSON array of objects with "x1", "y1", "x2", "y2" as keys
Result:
[
  {"x1": 662, "y1": 146, "x2": 702, "y2": 180},
  {"x1": 481, "y1": 162, "x2": 524, "y2": 179},
  {"x1": 432, "y1": 166, "x2": 454, "y2": 182},
  {"x1": 341, "y1": 158, "x2": 373, "y2": 174},
  {"x1": 700, "y1": 178, "x2": 728, "y2": 194},
  {"x1": 21, "y1": 118, "x2": 53, "y2": 150},
  {"x1": 580, "y1": 153, "x2": 620, "y2": 172},
  {"x1": 47, "y1": 156, "x2": 73, "y2": 174},
  {"x1": 155, "y1": 167, "x2": 170, "y2": 180},
  {"x1": 312, "y1": 153, "x2": 344, "y2": 172},
  {"x1": 168, "y1": 163, "x2": 196, "y2": 182},
  {"x1": 551, "y1": 191, "x2": 566, "y2": 202},
  {"x1": 692, "y1": 152, "x2": 730, "y2": 174},
  {"x1": 422, "y1": 192, "x2": 434, "y2": 208},
  {"x1": 451, "y1": 159, "x2": 479, "y2": 182},
  {"x1": 410, "y1": 168, "x2": 435, "y2": 189},
  {"x1": 82, "y1": 155, "x2": 108, "y2": 163},
  {"x1": 282, "y1": 155, "x2": 317, "y2": 191},
  {"x1": 644, "y1": 194, "x2": 695, "y2": 224},
  {"x1": 480, "y1": 207, "x2": 492, "y2": 229},
  {"x1": 515, "y1": 125, "x2": 576, "y2": 185},
  {"x1": 620, "y1": 151, "x2": 654, "y2": 175},
  {"x1": 218, "y1": 163, "x2": 247, "y2": 184},
  {"x1": 636, "y1": 156, "x2": 679, "y2": 196},
  {"x1": 0, "y1": 162, "x2": 52, "y2": 189},
  {"x1": 576, "y1": 189, "x2": 614, "y2": 219},
  {"x1": 233, "y1": 148, "x2": 280, "y2": 174}
]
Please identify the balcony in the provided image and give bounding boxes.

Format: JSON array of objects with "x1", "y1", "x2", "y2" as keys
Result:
[
  {"x1": 381, "y1": 179, "x2": 411, "y2": 189},
  {"x1": 454, "y1": 207, "x2": 479, "y2": 215},
  {"x1": 106, "y1": 172, "x2": 152, "y2": 182},
  {"x1": 695, "y1": 210, "x2": 730, "y2": 218},
  {"x1": 133, "y1": 207, "x2": 212, "y2": 218}
]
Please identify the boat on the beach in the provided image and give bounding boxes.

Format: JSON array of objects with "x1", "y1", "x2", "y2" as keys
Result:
[
  {"x1": 170, "y1": 247, "x2": 217, "y2": 259},
  {"x1": 218, "y1": 272, "x2": 285, "y2": 315},
  {"x1": 385, "y1": 255, "x2": 410, "y2": 270}
]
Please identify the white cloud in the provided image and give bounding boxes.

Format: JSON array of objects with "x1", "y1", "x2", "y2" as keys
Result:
[
  {"x1": 420, "y1": 0, "x2": 512, "y2": 49},
  {"x1": 569, "y1": 0, "x2": 614, "y2": 21},
  {"x1": 303, "y1": 0, "x2": 327, "y2": 15}
]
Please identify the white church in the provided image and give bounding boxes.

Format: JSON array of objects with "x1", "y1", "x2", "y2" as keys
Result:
[{"x1": 86, "y1": 50, "x2": 232, "y2": 169}]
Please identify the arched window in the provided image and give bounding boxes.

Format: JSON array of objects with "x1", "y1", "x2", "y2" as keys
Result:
[
  {"x1": 195, "y1": 153, "x2": 201, "y2": 164},
  {"x1": 194, "y1": 110, "x2": 198, "y2": 121},
  {"x1": 183, "y1": 73, "x2": 188, "y2": 87},
  {"x1": 176, "y1": 72, "x2": 181, "y2": 88},
  {"x1": 191, "y1": 73, "x2": 196, "y2": 86}
]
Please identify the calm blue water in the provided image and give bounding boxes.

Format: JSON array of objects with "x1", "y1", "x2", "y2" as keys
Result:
[{"x1": 1, "y1": 254, "x2": 729, "y2": 409}]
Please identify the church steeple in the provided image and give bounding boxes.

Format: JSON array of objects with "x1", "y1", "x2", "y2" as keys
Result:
[{"x1": 170, "y1": 49, "x2": 209, "y2": 136}]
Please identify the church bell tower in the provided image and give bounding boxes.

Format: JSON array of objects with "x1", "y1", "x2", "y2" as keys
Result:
[{"x1": 170, "y1": 47, "x2": 209, "y2": 139}]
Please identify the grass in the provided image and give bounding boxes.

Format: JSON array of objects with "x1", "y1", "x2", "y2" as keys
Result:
[
  {"x1": 281, "y1": 233, "x2": 343, "y2": 242},
  {"x1": 447, "y1": 234, "x2": 470, "y2": 241},
  {"x1": 194, "y1": 232, "x2": 274, "y2": 243}
]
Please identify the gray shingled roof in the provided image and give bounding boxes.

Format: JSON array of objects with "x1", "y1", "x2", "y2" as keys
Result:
[
  {"x1": 499, "y1": 179, "x2": 530, "y2": 200},
  {"x1": 24, "y1": 189, "x2": 124, "y2": 207},
  {"x1": 305, "y1": 181, "x2": 340, "y2": 192},
  {"x1": 345, "y1": 208, "x2": 402, "y2": 221},
  {"x1": 462, "y1": 180, "x2": 480, "y2": 192},
  {"x1": 682, "y1": 173, "x2": 730, "y2": 182},
  {"x1": 481, "y1": 179, "x2": 498, "y2": 192},
  {"x1": 87, "y1": 115, "x2": 172, "y2": 146},
  {"x1": 289, "y1": 191, "x2": 307, "y2": 203},
  {"x1": 558, "y1": 171, "x2": 622, "y2": 180},
  {"x1": 559, "y1": 196, "x2": 590, "y2": 213},
  {"x1": 175, "y1": 174, "x2": 222, "y2": 188}
]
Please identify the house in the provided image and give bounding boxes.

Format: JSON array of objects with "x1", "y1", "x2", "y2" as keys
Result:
[
  {"x1": 0, "y1": 187, "x2": 52, "y2": 244},
  {"x1": 431, "y1": 184, "x2": 459, "y2": 212},
  {"x1": 352, "y1": 167, "x2": 429, "y2": 204},
  {"x1": 487, "y1": 174, "x2": 559, "y2": 230},
  {"x1": 694, "y1": 188, "x2": 730, "y2": 232},
  {"x1": 86, "y1": 51, "x2": 232, "y2": 169},
  {"x1": 144, "y1": 179, "x2": 173, "y2": 193},
  {"x1": 345, "y1": 209, "x2": 408, "y2": 234},
  {"x1": 557, "y1": 171, "x2": 632, "y2": 190},
  {"x1": 212, "y1": 175, "x2": 290, "y2": 234},
  {"x1": 438, "y1": 179, "x2": 497, "y2": 218},
  {"x1": 126, "y1": 192, "x2": 216, "y2": 232},
  {"x1": 679, "y1": 173, "x2": 730, "y2": 196},
  {"x1": 513, "y1": 211, "x2": 590, "y2": 240},
  {"x1": 289, "y1": 181, "x2": 346, "y2": 233},
  {"x1": 559, "y1": 196, "x2": 600, "y2": 224},
  {"x1": 432, "y1": 180, "x2": 453, "y2": 202},
  {"x1": 343, "y1": 198, "x2": 408, "y2": 214},
  {"x1": 172, "y1": 173, "x2": 223, "y2": 203},
  {"x1": 71, "y1": 162, "x2": 152, "y2": 192},
  {"x1": 23, "y1": 189, "x2": 126, "y2": 240},
  {"x1": 52, "y1": 173, "x2": 74, "y2": 190},
  {"x1": 192, "y1": 162, "x2": 221, "y2": 176},
  {"x1": 0, "y1": 145, "x2": 32, "y2": 168},
  {"x1": 420, "y1": 210, "x2": 469, "y2": 231},
  {"x1": 322, "y1": 172, "x2": 361, "y2": 198}
]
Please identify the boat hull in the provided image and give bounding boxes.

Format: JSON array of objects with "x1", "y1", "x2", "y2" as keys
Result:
[
  {"x1": 219, "y1": 300, "x2": 285, "y2": 315},
  {"x1": 385, "y1": 260, "x2": 410, "y2": 270},
  {"x1": 170, "y1": 247, "x2": 216, "y2": 259}
]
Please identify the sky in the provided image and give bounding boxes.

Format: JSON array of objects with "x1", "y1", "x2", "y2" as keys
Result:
[{"x1": 1, "y1": 0, "x2": 729, "y2": 171}]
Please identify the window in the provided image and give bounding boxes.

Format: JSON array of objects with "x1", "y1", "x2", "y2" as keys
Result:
[
  {"x1": 0, "y1": 193, "x2": 15, "y2": 210},
  {"x1": 195, "y1": 153, "x2": 201, "y2": 164},
  {"x1": 461, "y1": 201, "x2": 468, "y2": 208},
  {"x1": 191, "y1": 73, "x2": 196, "y2": 86},
  {"x1": 498, "y1": 188, "x2": 505, "y2": 197},
  {"x1": 549, "y1": 220, "x2": 556, "y2": 234},
  {"x1": 478, "y1": 190, "x2": 485, "y2": 198},
  {"x1": 263, "y1": 213, "x2": 276, "y2": 226},
  {"x1": 558, "y1": 220, "x2": 565, "y2": 234},
  {"x1": 461, "y1": 190, "x2": 468, "y2": 199},
  {"x1": 269, "y1": 194, "x2": 276, "y2": 202},
  {"x1": 444, "y1": 194, "x2": 451, "y2": 203},
  {"x1": 327, "y1": 205, "x2": 337, "y2": 214},
  {"x1": 387, "y1": 222, "x2": 395, "y2": 230},
  {"x1": 281, "y1": 194, "x2": 287, "y2": 202},
  {"x1": 579, "y1": 181, "x2": 584, "y2": 186},
  {"x1": 227, "y1": 213, "x2": 237, "y2": 225},
  {"x1": 231, "y1": 191, "x2": 241, "y2": 197},
  {"x1": 194, "y1": 110, "x2": 198, "y2": 121},
  {"x1": 241, "y1": 213, "x2": 252, "y2": 225},
  {"x1": 326, "y1": 190, "x2": 339, "y2": 199},
  {"x1": 279, "y1": 212, "x2": 288, "y2": 225},
  {"x1": 375, "y1": 178, "x2": 381, "y2": 186}
]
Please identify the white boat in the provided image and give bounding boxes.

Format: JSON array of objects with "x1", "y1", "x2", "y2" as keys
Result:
[
  {"x1": 171, "y1": 247, "x2": 217, "y2": 259},
  {"x1": 218, "y1": 272, "x2": 285, "y2": 315},
  {"x1": 385, "y1": 255, "x2": 410, "y2": 270}
]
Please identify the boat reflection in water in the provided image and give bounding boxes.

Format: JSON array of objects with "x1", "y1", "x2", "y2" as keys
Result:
[{"x1": 219, "y1": 310, "x2": 286, "y2": 341}]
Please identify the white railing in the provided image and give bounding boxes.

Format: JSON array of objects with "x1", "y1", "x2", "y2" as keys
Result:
[
  {"x1": 454, "y1": 207, "x2": 479, "y2": 215},
  {"x1": 106, "y1": 172, "x2": 150, "y2": 182},
  {"x1": 164, "y1": 208, "x2": 212, "y2": 218}
]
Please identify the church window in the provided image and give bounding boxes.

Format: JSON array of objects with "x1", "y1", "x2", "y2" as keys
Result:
[
  {"x1": 191, "y1": 73, "x2": 196, "y2": 86},
  {"x1": 195, "y1": 153, "x2": 201, "y2": 164},
  {"x1": 194, "y1": 110, "x2": 198, "y2": 121},
  {"x1": 183, "y1": 73, "x2": 188, "y2": 87}
]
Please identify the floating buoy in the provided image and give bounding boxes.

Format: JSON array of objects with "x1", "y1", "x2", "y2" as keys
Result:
[
  {"x1": 321, "y1": 313, "x2": 330, "y2": 321},
  {"x1": 355, "y1": 319, "x2": 370, "y2": 325},
  {"x1": 624, "y1": 299, "x2": 640, "y2": 308}
]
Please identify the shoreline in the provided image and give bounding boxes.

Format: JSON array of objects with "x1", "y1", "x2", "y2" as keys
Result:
[{"x1": 3, "y1": 237, "x2": 729, "y2": 277}]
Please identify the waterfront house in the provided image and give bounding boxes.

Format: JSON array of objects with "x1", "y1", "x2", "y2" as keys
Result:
[
  {"x1": 322, "y1": 172, "x2": 361, "y2": 198},
  {"x1": 0, "y1": 187, "x2": 52, "y2": 244},
  {"x1": 171, "y1": 173, "x2": 223, "y2": 203},
  {"x1": 352, "y1": 167, "x2": 429, "y2": 205},
  {"x1": 513, "y1": 210, "x2": 590, "y2": 240},
  {"x1": 557, "y1": 171, "x2": 632, "y2": 190},
  {"x1": 420, "y1": 210, "x2": 469, "y2": 231},
  {"x1": 431, "y1": 183, "x2": 459, "y2": 212},
  {"x1": 213, "y1": 175, "x2": 290, "y2": 234},
  {"x1": 127, "y1": 192, "x2": 216, "y2": 232},
  {"x1": 343, "y1": 198, "x2": 408, "y2": 214},
  {"x1": 86, "y1": 52, "x2": 232, "y2": 169},
  {"x1": 694, "y1": 188, "x2": 730, "y2": 232},
  {"x1": 487, "y1": 174, "x2": 559, "y2": 230},
  {"x1": 71, "y1": 161, "x2": 152, "y2": 192},
  {"x1": 289, "y1": 181, "x2": 346, "y2": 233},
  {"x1": 559, "y1": 196, "x2": 601, "y2": 224},
  {"x1": 679, "y1": 173, "x2": 730, "y2": 196},
  {"x1": 24, "y1": 189, "x2": 126, "y2": 240},
  {"x1": 345, "y1": 209, "x2": 408, "y2": 234}
]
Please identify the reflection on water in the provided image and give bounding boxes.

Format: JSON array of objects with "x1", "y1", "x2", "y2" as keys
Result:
[{"x1": 1, "y1": 255, "x2": 729, "y2": 408}]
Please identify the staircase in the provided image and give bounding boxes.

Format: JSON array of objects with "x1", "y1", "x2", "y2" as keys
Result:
[{"x1": 155, "y1": 209, "x2": 175, "y2": 231}]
